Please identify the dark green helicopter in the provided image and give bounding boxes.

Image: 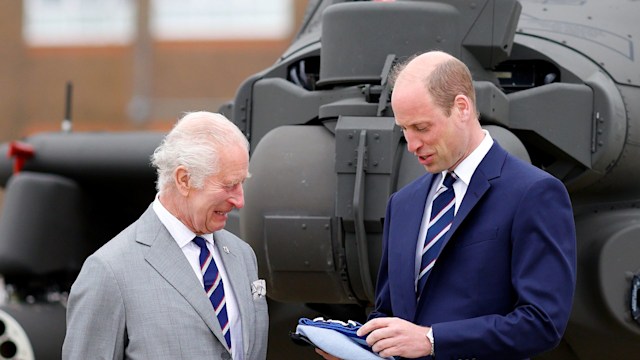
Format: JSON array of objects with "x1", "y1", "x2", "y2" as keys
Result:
[{"x1": 0, "y1": 0, "x2": 638, "y2": 359}]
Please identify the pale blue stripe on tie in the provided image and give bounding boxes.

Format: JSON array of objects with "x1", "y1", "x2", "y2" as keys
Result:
[{"x1": 417, "y1": 173, "x2": 457, "y2": 297}]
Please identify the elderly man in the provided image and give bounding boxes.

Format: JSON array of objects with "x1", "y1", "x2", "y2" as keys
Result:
[{"x1": 63, "y1": 111, "x2": 268, "y2": 360}]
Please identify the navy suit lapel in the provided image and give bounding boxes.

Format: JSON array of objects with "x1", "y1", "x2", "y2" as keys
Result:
[
  {"x1": 415, "y1": 143, "x2": 507, "y2": 310},
  {"x1": 441, "y1": 143, "x2": 506, "y2": 249},
  {"x1": 390, "y1": 173, "x2": 435, "y2": 320}
]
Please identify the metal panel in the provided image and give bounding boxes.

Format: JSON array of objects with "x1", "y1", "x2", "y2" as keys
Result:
[{"x1": 264, "y1": 215, "x2": 333, "y2": 272}]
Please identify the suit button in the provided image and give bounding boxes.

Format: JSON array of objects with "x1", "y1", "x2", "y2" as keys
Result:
[{"x1": 221, "y1": 352, "x2": 231, "y2": 360}]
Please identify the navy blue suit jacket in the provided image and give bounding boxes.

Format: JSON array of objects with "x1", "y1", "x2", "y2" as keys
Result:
[{"x1": 369, "y1": 142, "x2": 576, "y2": 360}]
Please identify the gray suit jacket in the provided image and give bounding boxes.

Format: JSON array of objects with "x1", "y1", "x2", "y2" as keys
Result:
[{"x1": 62, "y1": 205, "x2": 268, "y2": 359}]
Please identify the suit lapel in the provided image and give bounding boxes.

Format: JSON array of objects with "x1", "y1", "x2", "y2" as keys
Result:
[
  {"x1": 447, "y1": 143, "x2": 505, "y2": 239},
  {"x1": 415, "y1": 143, "x2": 507, "y2": 309},
  {"x1": 214, "y1": 231, "x2": 254, "y2": 358},
  {"x1": 137, "y1": 207, "x2": 229, "y2": 350}
]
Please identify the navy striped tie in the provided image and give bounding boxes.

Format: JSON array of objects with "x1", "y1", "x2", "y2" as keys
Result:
[
  {"x1": 193, "y1": 236, "x2": 232, "y2": 350},
  {"x1": 417, "y1": 173, "x2": 457, "y2": 297}
]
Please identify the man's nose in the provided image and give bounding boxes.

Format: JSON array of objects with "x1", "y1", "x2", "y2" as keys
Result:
[
  {"x1": 404, "y1": 130, "x2": 421, "y2": 154},
  {"x1": 229, "y1": 185, "x2": 245, "y2": 209}
]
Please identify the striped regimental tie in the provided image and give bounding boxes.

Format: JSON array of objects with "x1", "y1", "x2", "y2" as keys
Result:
[
  {"x1": 193, "y1": 236, "x2": 232, "y2": 350},
  {"x1": 417, "y1": 172, "x2": 457, "y2": 298}
]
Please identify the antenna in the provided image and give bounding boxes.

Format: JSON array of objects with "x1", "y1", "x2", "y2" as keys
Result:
[{"x1": 61, "y1": 81, "x2": 73, "y2": 133}]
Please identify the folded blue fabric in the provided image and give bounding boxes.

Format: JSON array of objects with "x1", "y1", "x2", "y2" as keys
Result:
[{"x1": 295, "y1": 317, "x2": 394, "y2": 360}]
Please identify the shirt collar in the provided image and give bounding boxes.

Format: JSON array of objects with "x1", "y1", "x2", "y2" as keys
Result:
[
  {"x1": 152, "y1": 194, "x2": 214, "y2": 248},
  {"x1": 447, "y1": 129, "x2": 494, "y2": 186}
]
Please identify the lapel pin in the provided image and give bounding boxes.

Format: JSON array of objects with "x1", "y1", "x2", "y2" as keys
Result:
[{"x1": 222, "y1": 246, "x2": 230, "y2": 254}]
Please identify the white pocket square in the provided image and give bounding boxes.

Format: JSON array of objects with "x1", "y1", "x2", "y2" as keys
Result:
[{"x1": 251, "y1": 279, "x2": 266, "y2": 299}]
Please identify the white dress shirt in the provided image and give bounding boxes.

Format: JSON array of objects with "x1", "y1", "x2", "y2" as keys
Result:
[{"x1": 153, "y1": 196, "x2": 244, "y2": 360}]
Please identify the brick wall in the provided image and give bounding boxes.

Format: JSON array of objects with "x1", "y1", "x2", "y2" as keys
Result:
[{"x1": 0, "y1": 0, "x2": 307, "y2": 141}]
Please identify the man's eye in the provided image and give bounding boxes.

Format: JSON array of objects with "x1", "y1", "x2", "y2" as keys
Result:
[{"x1": 225, "y1": 182, "x2": 242, "y2": 190}]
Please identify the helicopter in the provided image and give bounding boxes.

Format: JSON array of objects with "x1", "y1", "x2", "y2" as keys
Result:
[{"x1": 0, "y1": 0, "x2": 639, "y2": 359}]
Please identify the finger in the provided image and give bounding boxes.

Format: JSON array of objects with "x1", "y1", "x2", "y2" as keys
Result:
[
  {"x1": 367, "y1": 322, "x2": 402, "y2": 348},
  {"x1": 364, "y1": 318, "x2": 403, "y2": 343},
  {"x1": 365, "y1": 327, "x2": 385, "y2": 346},
  {"x1": 357, "y1": 317, "x2": 390, "y2": 337},
  {"x1": 378, "y1": 344, "x2": 401, "y2": 359},
  {"x1": 370, "y1": 335, "x2": 395, "y2": 354}
]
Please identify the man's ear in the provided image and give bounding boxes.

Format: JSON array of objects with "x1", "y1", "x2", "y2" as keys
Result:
[
  {"x1": 174, "y1": 166, "x2": 191, "y2": 196},
  {"x1": 453, "y1": 94, "x2": 472, "y2": 121}
]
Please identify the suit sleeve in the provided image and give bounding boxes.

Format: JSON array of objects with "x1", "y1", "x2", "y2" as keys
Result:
[
  {"x1": 368, "y1": 193, "x2": 396, "y2": 320},
  {"x1": 433, "y1": 176, "x2": 577, "y2": 359},
  {"x1": 62, "y1": 254, "x2": 127, "y2": 360}
]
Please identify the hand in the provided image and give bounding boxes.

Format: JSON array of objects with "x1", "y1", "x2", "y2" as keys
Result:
[
  {"x1": 315, "y1": 347, "x2": 341, "y2": 360},
  {"x1": 357, "y1": 317, "x2": 432, "y2": 358}
]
